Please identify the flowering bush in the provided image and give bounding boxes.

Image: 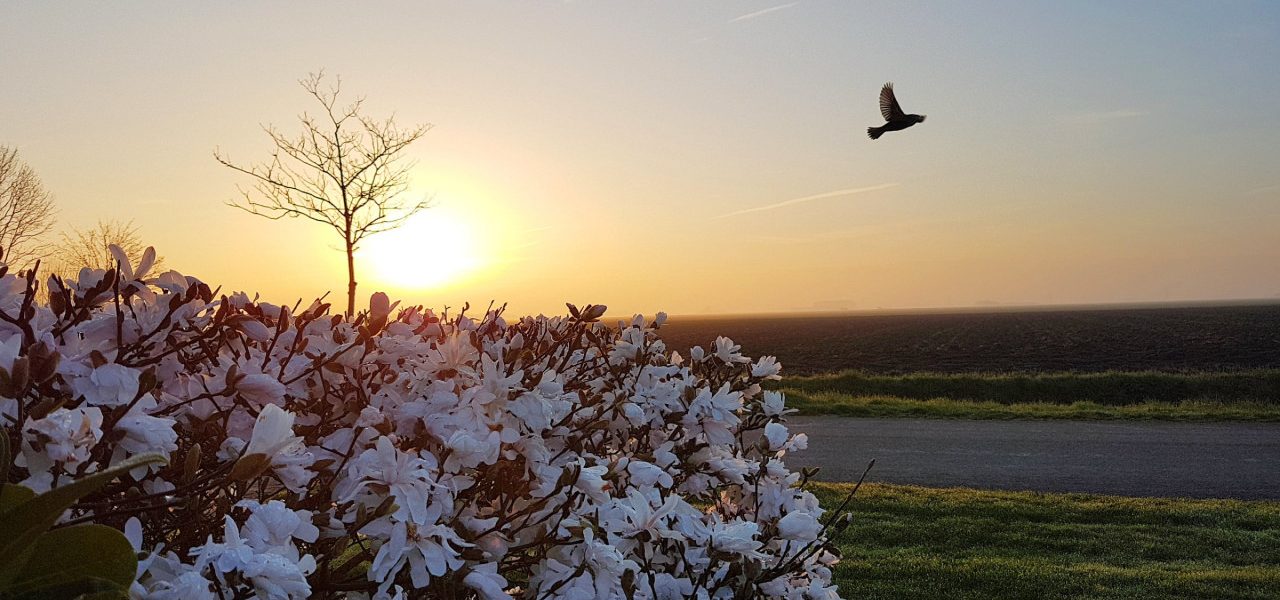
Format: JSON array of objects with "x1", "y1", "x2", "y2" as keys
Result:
[{"x1": 0, "y1": 246, "x2": 845, "y2": 599}]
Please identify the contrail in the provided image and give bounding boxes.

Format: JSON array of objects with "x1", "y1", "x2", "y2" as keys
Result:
[
  {"x1": 714, "y1": 183, "x2": 899, "y2": 218},
  {"x1": 728, "y1": 2, "x2": 799, "y2": 23},
  {"x1": 1062, "y1": 109, "x2": 1149, "y2": 124}
]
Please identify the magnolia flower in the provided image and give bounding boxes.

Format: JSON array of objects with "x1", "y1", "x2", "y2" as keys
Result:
[
  {"x1": 763, "y1": 422, "x2": 789, "y2": 451},
  {"x1": 72, "y1": 362, "x2": 141, "y2": 407},
  {"x1": 236, "y1": 500, "x2": 319, "y2": 559},
  {"x1": 685, "y1": 384, "x2": 742, "y2": 446},
  {"x1": 2, "y1": 255, "x2": 845, "y2": 598},
  {"x1": 617, "y1": 402, "x2": 644, "y2": 427},
  {"x1": 136, "y1": 564, "x2": 217, "y2": 600},
  {"x1": 626, "y1": 459, "x2": 674, "y2": 489},
  {"x1": 0, "y1": 334, "x2": 21, "y2": 374},
  {"x1": 152, "y1": 270, "x2": 192, "y2": 294},
  {"x1": 245, "y1": 404, "x2": 301, "y2": 457},
  {"x1": 608, "y1": 327, "x2": 645, "y2": 364},
  {"x1": 21, "y1": 406, "x2": 103, "y2": 465},
  {"x1": 19, "y1": 407, "x2": 104, "y2": 490},
  {"x1": 370, "y1": 291, "x2": 391, "y2": 319},
  {"x1": 573, "y1": 463, "x2": 611, "y2": 502},
  {"x1": 760, "y1": 391, "x2": 789, "y2": 417},
  {"x1": 429, "y1": 331, "x2": 479, "y2": 376},
  {"x1": 751, "y1": 355, "x2": 783, "y2": 380},
  {"x1": 271, "y1": 443, "x2": 318, "y2": 493},
  {"x1": 369, "y1": 291, "x2": 400, "y2": 324},
  {"x1": 345, "y1": 436, "x2": 441, "y2": 525},
  {"x1": 603, "y1": 489, "x2": 682, "y2": 540},
  {"x1": 652, "y1": 442, "x2": 678, "y2": 468},
  {"x1": 109, "y1": 244, "x2": 157, "y2": 281},
  {"x1": 713, "y1": 336, "x2": 751, "y2": 364},
  {"x1": 230, "y1": 404, "x2": 303, "y2": 481},
  {"x1": 193, "y1": 516, "x2": 257, "y2": 575},
  {"x1": 367, "y1": 520, "x2": 470, "y2": 590},
  {"x1": 236, "y1": 372, "x2": 287, "y2": 405},
  {"x1": 115, "y1": 396, "x2": 179, "y2": 458},
  {"x1": 236, "y1": 318, "x2": 273, "y2": 342},
  {"x1": 444, "y1": 428, "x2": 501, "y2": 471},
  {"x1": 462, "y1": 562, "x2": 511, "y2": 600},
  {"x1": 238, "y1": 552, "x2": 316, "y2": 600},
  {"x1": 710, "y1": 520, "x2": 765, "y2": 559},
  {"x1": 652, "y1": 573, "x2": 694, "y2": 599},
  {"x1": 776, "y1": 510, "x2": 822, "y2": 541},
  {"x1": 191, "y1": 516, "x2": 314, "y2": 600}
]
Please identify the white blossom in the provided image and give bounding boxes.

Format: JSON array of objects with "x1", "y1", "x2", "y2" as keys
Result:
[
  {"x1": 763, "y1": 422, "x2": 790, "y2": 451},
  {"x1": 462, "y1": 562, "x2": 511, "y2": 600},
  {"x1": 115, "y1": 396, "x2": 178, "y2": 458},
  {"x1": 237, "y1": 372, "x2": 287, "y2": 405},
  {"x1": 776, "y1": 511, "x2": 823, "y2": 541},
  {"x1": 72, "y1": 362, "x2": 141, "y2": 407},
  {"x1": 713, "y1": 336, "x2": 751, "y2": 364},
  {"x1": 19, "y1": 407, "x2": 103, "y2": 490},
  {"x1": 367, "y1": 520, "x2": 469, "y2": 591},
  {"x1": 244, "y1": 403, "x2": 301, "y2": 457},
  {"x1": 710, "y1": 520, "x2": 766, "y2": 559},
  {"x1": 751, "y1": 355, "x2": 783, "y2": 380},
  {"x1": 2, "y1": 246, "x2": 842, "y2": 599}
]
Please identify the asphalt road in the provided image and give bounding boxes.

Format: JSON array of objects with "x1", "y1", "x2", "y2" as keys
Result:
[{"x1": 784, "y1": 417, "x2": 1280, "y2": 499}]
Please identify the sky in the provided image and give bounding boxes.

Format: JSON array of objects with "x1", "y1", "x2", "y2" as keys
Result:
[{"x1": 2, "y1": 1, "x2": 1279, "y2": 316}]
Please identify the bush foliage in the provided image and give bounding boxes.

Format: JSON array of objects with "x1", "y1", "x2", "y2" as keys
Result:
[{"x1": 0, "y1": 247, "x2": 842, "y2": 599}]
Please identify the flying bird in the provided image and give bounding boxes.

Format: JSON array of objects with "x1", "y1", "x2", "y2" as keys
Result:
[{"x1": 867, "y1": 82, "x2": 926, "y2": 140}]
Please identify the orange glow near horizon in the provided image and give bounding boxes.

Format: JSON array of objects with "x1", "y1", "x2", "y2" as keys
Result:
[
  {"x1": 357, "y1": 209, "x2": 484, "y2": 293},
  {"x1": 3, "y1": 4, "x2": 1279, "y2": 316}
]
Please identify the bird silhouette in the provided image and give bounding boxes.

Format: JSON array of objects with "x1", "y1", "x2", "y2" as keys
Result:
[{"x1": 867, "y1": 82, "x2": 926, "y2": 140}]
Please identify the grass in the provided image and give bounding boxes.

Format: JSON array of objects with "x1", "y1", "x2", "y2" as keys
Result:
[
  {"x1": 777, "y1": 369, "x2": 1280, "y2": 421},
  {"x1": 814, "y1": 482, "x2": 1280, "y2": 599},
  {"x1": 782, "y1": 391, "x2": 1280, "y2": 421}
]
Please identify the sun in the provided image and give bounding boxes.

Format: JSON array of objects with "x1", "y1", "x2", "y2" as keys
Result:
[{"x1": 358, "y1": 210, "x2": 482, "y2": 290}]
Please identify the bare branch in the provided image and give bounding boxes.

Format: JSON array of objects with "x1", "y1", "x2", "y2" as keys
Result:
[
  {"x1": 216, "y1": 73, "x2": 432, "y2": 316},
  {"x1": 0, "y1": 146, "x2": 57, "y2": 270},
  {"x1": 49, "y1": 219, "x2": 163, "y2": 279}
]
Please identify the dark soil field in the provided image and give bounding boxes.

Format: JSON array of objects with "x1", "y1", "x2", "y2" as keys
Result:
[{"x1": 655, "y1": 303, "x2": 1280, "y2": 375}]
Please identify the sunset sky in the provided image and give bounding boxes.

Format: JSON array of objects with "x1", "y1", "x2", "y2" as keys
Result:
[{"x1": 3, "y1": 2, "x2": 1278, "y2": 316}]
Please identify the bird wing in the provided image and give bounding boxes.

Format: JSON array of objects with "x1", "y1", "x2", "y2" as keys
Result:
[{"x1": 879, "y1": 82, "x2": 905, "y2": 121}]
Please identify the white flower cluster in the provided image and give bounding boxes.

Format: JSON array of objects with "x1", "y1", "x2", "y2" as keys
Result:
[{"x1": 0, "y1": 247, "x2": 841, "y2": 599}]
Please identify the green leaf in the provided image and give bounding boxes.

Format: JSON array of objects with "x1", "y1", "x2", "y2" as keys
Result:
[
  {"x1": 0, "y1": 483, "x2": 36, "y2": 514},
  {"x1": 7, "y1": 524, "x2": 136, "y2": 597},
  {"x1": 5, "y1": 576, "x2": 125, "y2": 600},
  {"x1": 1, "y1": 429, "x2": 11, "y2": 477},
  {"x1": 0, "y1": 453, "x2": 165, "y2": 583},
  {"x1": 72, "y1": 591, "x2": 131, "y2": 600}
]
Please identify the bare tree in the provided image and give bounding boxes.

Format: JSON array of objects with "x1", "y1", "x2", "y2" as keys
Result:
[
  {"x1": 51, "y1": 219, "x2": 162, "y2": 278},
  {"x1": 0, "y1": 146, "x2": 57, "y2": 270},
  {"x1": 215, "y1": 72, "x2": 431, "y2": 316}
]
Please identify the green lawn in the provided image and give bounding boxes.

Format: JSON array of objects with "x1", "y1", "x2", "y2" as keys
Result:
[
  {"x1": 782, "y1": 390, "x2": 1280, "y2": 421},
  {"x1": 814, "y1": 483, "x2": 1280, "y2": 599},
  {"x1": 778, "y1": 370, "x2": 1280, "y2": 421}
]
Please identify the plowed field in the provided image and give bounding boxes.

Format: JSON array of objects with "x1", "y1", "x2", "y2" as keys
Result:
[{"x1": 655, "y1": 303, "x2": 1280, "y2": 375}]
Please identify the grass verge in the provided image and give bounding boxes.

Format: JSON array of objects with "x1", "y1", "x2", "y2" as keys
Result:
[
  {"x1": 782, "y1": 370, "x2": 1280, "y2": 405},
  {"x1": 782, "y1": 390, "x2": 1280, "y2": 421},
  {"x1": 777, "y1": 369, "x2": 1280, "y2": 420},
  {"x1": 815, "y1": 482, "x2": 1280, "y2": 599}
]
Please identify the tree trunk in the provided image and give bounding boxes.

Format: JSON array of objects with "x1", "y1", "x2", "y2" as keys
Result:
[{"x1": 345, "y1": 240, "x2": 356, "y2": 318}]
